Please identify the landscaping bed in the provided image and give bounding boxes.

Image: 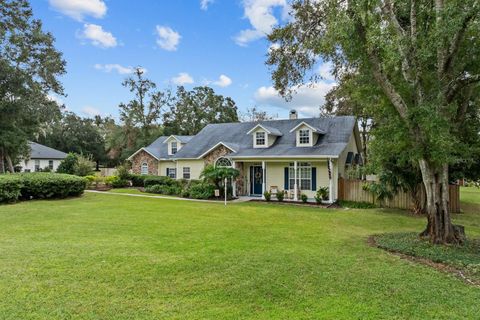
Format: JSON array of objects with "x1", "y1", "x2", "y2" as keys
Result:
[{"x1": 372, "y1": 232, "x2": 480, "y2": 286}]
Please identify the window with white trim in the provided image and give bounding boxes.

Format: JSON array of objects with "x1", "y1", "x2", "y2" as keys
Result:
[
  {"x1": 215, "y1": 157, "x2": 232, "y2": 168},
  {"x1": 171, "y1": 141, "x2": 178, "y2": 155},
  {"x1": 141, "y1": 162, "x2": 148, "y2": 175},
  {"x1": 167, "y1": 168, "x2": 176, "y2": 179},
  {"x1": 288, "y1": 162, "x2": 312, "y2": 190},
  {"x1": 48, "y1": 160, "x2": 54, "y2": 170},
  {"x1": 299, "y1": 129, "x2": 310, "y2": 144},
  {"x1": 35, "y1": 160, "x2": 40, "y2": 172},
  {"x1": 255, "y1": 131, "x2": 266, "y2": 146},
  {"x1": 183, "y1": 167, "x2": 191, "y2": 179}
]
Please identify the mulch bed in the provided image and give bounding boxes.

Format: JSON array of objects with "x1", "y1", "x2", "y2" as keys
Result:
[
  {"x1": 248, "y1": 199, "x2": 334, "y2": 208},
  {"x1": 368, "y1": 235, "x2": 480, "y2": 287}
]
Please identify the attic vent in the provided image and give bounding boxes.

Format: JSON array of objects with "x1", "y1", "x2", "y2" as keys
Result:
[{"x1": 289, "y1": 110, "x2": 298, "y2": 120}]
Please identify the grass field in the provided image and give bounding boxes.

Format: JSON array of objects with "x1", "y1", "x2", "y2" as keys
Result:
[{"x1": 0, "y1": 189, "x2": 479, "y2": 319}]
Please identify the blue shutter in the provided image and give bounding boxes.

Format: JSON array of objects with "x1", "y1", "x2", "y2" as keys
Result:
[
  {"x1": 284, "y1": 167, "x2": 289, "y2": 190},
  {"x1": 166, "y1": 168, "x2": 169, "y2": 176},
  {"x1": 312, "y1": 167, "x2": 317, "y2": 191}
]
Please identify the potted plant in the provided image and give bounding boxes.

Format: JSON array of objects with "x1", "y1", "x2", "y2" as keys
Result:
[
  {"x1": 276, "y1": 190, "x2": 285, "y2": 202},
  {"x1": 301, "y1": 193, "x2": 308, "y2": 203},
  {"x1": 263, "y1": 191, "x2": 271, "y2": 201}
]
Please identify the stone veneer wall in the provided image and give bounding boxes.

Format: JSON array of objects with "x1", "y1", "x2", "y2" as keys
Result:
[
  {"x1": 203, "y1": 145, "x2": 232, "y2": 165},
  {"x1": 202, "y1": 145, "x2": 246, "y2": 196},
  {"x1": 235, "y1": 162, "x2": 246, "y2": 196},
  {"x1": 130, "y1": 150, "x2": 159, "y2": 175}
]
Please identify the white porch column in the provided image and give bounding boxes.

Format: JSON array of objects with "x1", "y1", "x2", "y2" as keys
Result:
[
  {"x1": 232, "y1": 160, "x2": 237, "y2": 197},
  {"x1": 329, "y1": 158, "x2": 334, "y2": 203},
  {"x1": 294, "y1": 161, "x2": 298, "y2": 201},
  {"x1": 261, "y1": 161, "x2": 266, "y2": 199}
]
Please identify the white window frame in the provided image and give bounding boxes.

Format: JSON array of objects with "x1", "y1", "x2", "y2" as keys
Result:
[
  {"x1": 183, "y1": 167, "x2": 191, "y2": 179},
  {"x1": 288, "y1": 162, "x2": 312, "y2": 191},
  {"x1": 215, "y1": 157, "x2": 232, "y2": 168},
  {"x1": 48, "y1": 160, "x2": 54, "y2": 170},
  {"x1": 141, "y1": 162, "x2": 148, "y2": 175},
  {"x1": 255, "y1": 131, "x2": 266, "y2": 147},
  {"x1": 298, "y1": 129, "x2": 310, "y2": 145},
  {"x1": 35, "y1": 159, "x2": 40, "y2": 172},
  {"x1": 170, "y1": 141, "x2": 178, "y2": 155},
  {"x1": 167, "y1": 168, "x2": 176, "y2": 179}
]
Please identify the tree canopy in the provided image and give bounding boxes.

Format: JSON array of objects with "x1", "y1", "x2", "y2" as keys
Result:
[
  {"x1": 0, "y1": 0, "x2": 66, "y2": 172},
  {"x1": 267, "y1": 0, "x2": 480, "y2": 244}
]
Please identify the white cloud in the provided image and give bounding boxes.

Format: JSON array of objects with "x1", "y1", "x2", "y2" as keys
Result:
[
  {"x1": 171, "y1": 72, "x2": 194, "y2": 85},
  {"x1": 318, "y1": 62, "x2": 335, "y2": 82},
  {"x1": 212, "y1": 74, "x2": 233, "y2": 87},
  {"x1": 82, "y1": 106, "x2": 101, "y2": 117},
  {"x1": 49, "y1": 0, "x2": 107, "y2": 21},
  {"x1": 47, "y1": 94, "x2": 64, "y2": 106},
  {"x1": 94, "y1": 64, "x2": 147, "y2": 75},
  {"x1": 234, "y1": 0, "x2": 288, "y2": 46},
  {"x1": 155, "y1": 26, "x2": 181, "y2": 51},
  {"x1": 200, "y1": 0, "x2": 214, "y2": 10},
  {"x1": 80, "y1": 24, "x2": 117, "y2": 48},
  {"x1": 254, "y1": 82, "x2": 336, "y2": 117}
]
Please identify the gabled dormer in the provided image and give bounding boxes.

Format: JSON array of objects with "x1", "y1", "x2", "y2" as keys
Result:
[
  {"x1": 289, "y1": 122, "x2": 326, "y2": 147},
  {"x1": 247, "y1": 124, "x2": 283, "y2": 148},
  {"x1": 163, "y1": 135, "x2": 183, "y2": 155}
]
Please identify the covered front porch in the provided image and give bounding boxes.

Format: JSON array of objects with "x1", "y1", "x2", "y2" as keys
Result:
[{"x1": 231, "y1": 158, "x2": 339, "y2": 203}]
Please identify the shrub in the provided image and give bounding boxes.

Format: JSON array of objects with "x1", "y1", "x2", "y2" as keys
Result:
[
  {"x1": 74, "y1": 155, "x2": 95, "y2": 177},
  {"x1": 144, "y1": 176, "x2": 177, "y2": 188},
  {"x1": 85, "y1": 175, "x2": 96, "y2": 187},
  {"x1": 0, "y1": 175, "x2": 23, "y2": 203},
  {"x1": 105, "y1": 175, "x2": 128, "y2": 188},
  {"x1": 130, "y1": 174, "x2": 154, "y2": 187},
  {"x1": 57, "y1": 153, "x2": 78, "y2": 174},
  {"x1": 188, "y1": 182, "x2": 215, "y2": 199},
  {"x1": 116, "y1": 163, "x2": 131, "y2": 180},
  {"x1": 1, "y1": 173, "x2": 87, "y2": 203},
  {"x1": 317, "y1": 186, "x2": 329, "y2": 201},
  {"x1": 19, "y1": 173, "x2": 86, "y2": 201},
  {"x1": 145, "y1": 184, "x2": 181, "y2": 195},
  {"x1": 276, "y1": 190, "x2": 285, "y2": 202},
  {"x1": 263, "y1": 191, "x2": 271, "y2": 201},
  {"x1": 301, "y1": 193, "x2": 308, "y2": 203}
]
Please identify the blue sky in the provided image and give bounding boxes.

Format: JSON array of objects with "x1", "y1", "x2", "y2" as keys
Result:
[{"x1": 31, "y1": 0, "x2": 335, "y2": 120}]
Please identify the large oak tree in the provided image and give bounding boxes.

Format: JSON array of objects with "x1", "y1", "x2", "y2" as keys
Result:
[{"x1": 267, "y1": 0, "x2": 480, "y2": 244}]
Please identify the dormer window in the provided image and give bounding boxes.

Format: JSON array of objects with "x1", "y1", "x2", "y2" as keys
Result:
[
  {"x1": 171, "y1": 141, "x2": 178, "y2": 155},
  {"x1": 256, "y1": 132, "x2": 266, "y2": 146},
  {"x1": 247, "y1": 124, "x2": 282, "y2": 149},
  {"x1": 299, "y1": 129, "x2": 310, "y2": 144}
]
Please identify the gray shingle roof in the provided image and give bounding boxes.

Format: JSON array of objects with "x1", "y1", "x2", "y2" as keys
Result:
[
  {"x1": 29, "y1": 142, "x2": 67, "y2": 159},
  {"x1": 173, "y1": 116, "x2": 356, "y2": 159},
  {"x1": 142, "y1": 135, "x2": 194, "y2": 159}
]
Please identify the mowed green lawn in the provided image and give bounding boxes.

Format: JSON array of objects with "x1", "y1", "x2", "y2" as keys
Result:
[{"x1": 0, "y1": 190, "x2": 479, "y2": 319}]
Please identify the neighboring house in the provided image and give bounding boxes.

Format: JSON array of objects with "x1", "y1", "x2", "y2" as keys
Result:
[
  {"x1": 128, "y1": 111, "x2": 362, "y2": 202},
  {"x1": 20, "y1": 142, "x2": 67, "y2": 172}
]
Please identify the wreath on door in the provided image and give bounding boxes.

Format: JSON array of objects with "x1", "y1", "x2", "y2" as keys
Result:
[{"x1": 255, "y1": 171, "x2": 262, "y2": 183}]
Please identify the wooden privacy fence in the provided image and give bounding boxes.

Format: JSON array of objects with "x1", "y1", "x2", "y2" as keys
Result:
[{"x1": 338, "y1": 178, "x2": 461, "y2": 213}]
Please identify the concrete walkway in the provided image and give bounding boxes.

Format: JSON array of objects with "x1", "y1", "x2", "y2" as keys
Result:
[{"x1": 85, "y1": 190, "x2": 251, "y2": 204}]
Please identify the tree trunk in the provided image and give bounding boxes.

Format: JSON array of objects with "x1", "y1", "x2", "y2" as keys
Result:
[
  {"x1": 5, "y1": 151, "x2": 14, "y2": 173},
  {"x1": 418, "y1": 159, "x2": 465, "y2": 244},
  {"x1": 0, "y1": 147, "x2": 4, "y2": 174}
]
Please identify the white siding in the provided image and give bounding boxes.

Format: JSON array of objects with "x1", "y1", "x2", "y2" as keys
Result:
[{"x1": 21, "y1": 159, "x2": 62, "y2": 172}]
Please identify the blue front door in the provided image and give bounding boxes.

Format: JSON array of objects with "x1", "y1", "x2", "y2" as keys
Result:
[{"x1": 250, "y1": 166, "x2": 263, "y2": 195}]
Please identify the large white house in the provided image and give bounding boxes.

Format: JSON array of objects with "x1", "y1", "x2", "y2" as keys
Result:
[
  {"x1": 128, "y1": 111, "x2": 362, "y2": 202},
  {"x1": 20, "y1": 142, "x2": 67, "y2": 172}
]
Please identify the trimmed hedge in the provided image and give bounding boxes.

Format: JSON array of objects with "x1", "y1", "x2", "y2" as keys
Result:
[
  {"x1": 145, "y1": 184, "x2": 182, "y2": 196},
  {"x1": 144, "y1": 176, "x2": 178, "y2": 188},
  {"x1": 188, "y1": 182, "x2": 215, "y2": 199},
  {"x1": 129, "y1": 174, "x2": 157, "y2": 187},
  {"x1": 0, "y1": 173, "x2": 87, "y2": 204},
  {"x1": 0, "y1": 175, "x2": 23, "y2": 203}
]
